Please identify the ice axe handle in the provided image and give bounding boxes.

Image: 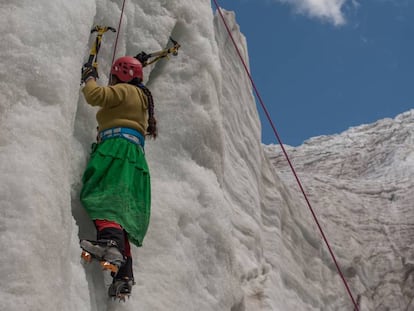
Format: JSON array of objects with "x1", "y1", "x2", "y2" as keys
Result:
[{"x1": 87, "y1": 55, "x2": 95, "y2": 66}]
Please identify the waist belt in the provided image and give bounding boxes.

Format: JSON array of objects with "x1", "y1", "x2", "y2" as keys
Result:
[{"x1": 99, "y1": 127, "x2": 145, "y2": 147}]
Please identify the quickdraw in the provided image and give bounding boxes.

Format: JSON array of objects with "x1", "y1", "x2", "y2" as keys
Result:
[{"x1": 135, "y1": 37, "x2": 181, "y2": 67}]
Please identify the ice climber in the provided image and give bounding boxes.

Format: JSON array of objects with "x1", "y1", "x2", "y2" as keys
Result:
[{"x1": 79, "y1": 56, "x2": 156, "y2": 299}]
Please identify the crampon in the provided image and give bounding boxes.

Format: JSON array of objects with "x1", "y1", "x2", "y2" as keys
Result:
[
  {"x1": 108, "y1": 278, "x2": 135, "y2": 302},
  {"x1": 80, "y1": 239, "x2": 125, "y2": 274},
  {"x1": 81, "y1": 249, "x2": 119, "y2": 274}
]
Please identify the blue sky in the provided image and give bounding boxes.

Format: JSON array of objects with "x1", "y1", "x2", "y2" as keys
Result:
[{"x1": 213, "y1": 0, "x2": 414, "y2": 146}]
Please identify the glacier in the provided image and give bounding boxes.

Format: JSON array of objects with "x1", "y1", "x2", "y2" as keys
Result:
[{"x1": 1, "y1": 0, "x2": 413, "y2": 310}]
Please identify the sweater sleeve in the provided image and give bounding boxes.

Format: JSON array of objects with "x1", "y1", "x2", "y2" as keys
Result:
[{"x1": 82, "y1": 80, "x2": 127, "y2": 108}]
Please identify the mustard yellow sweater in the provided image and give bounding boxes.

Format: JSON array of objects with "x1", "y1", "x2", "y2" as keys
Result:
[{"x1": 82, "y1": 79, "x2": 149, "y2": 136}]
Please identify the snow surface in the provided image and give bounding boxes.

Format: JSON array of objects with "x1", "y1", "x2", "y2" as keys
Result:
[
  {"x1": 1, "y1": 1, "x2": 413, "y2": 310},
  {"x1": 265, "y1": 110, "x2": 414, "y2": 310}
]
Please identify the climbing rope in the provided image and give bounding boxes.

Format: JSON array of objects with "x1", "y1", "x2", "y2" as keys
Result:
[
  {"x1": 108, "y1": 0, "x2": 127, "y2": 83},
  {"x1": 211, "y1": 1, "x2": 360, "y2": 310}
]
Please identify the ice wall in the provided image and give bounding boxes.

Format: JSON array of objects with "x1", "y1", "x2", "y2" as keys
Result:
[
  {"x1": 3, "y1": 1, "x2": 412, "y2": 311},
  {"x1": 0, "y1": 1, "x2": 94, "y2": 310}
]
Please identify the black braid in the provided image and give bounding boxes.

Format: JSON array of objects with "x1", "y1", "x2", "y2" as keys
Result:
[{"x1": 129, "y1": 78, "x2": 157, "y2": 139}]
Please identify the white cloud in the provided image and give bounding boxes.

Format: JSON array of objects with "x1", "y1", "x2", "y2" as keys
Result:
[{"x1": 277, "y1": 0, "x2": 349, "y2": 25}]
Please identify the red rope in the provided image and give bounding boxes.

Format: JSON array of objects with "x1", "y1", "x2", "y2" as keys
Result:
[
  {"x1": 109, "y1": 0, "x2": 127, "y2": 83},
  {"x1": 211, "y1": 1, "x2": 359, "y2": 310}
]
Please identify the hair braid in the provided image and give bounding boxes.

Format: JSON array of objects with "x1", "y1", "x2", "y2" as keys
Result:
[
  {"x1": 129, "y1": 78, "x2": 157, "y2": 139},
  {"x1": 141, "y1": 84, "x2": 157, "y2": 139}
]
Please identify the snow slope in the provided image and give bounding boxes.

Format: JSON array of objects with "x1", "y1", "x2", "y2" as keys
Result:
[
  {"x1": 265, "y1": 110, "x2": 414, "y2": 310},
  {"x1": 1, "y1": 0, "x2": 413, "y2": 310}
]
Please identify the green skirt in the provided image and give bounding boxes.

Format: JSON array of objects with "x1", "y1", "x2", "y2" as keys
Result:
[{"x1": 80, "y1": 138, "x2": 151, "y2": 247}]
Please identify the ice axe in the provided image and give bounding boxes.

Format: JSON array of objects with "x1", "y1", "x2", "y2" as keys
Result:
[
  {"x1": 135, "y1": 37, "x2": 181, "y2": 67},
  {"x1": 87, "y1": 25, "x2": 117, "y2": 69}
]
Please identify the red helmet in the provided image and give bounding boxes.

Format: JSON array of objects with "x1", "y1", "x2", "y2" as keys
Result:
[{"x1": 111, "y1": 56, "x2": 143, "y2": 82}]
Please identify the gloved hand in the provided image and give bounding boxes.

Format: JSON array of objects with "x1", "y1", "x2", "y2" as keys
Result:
[
  {"x1": 135, "y1": 51, "x2": 150, "y2": 64},
  {"x1": 81, "y1": 63, "x2": 98, "y2": 84}
]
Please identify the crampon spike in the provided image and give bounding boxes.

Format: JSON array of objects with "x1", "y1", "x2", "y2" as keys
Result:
[
  {"x1": 100, "y1": 261, "x2": 119, "y2": 274},
  {"x1": 112, "y1": 293, "x2": 130, "y2": 303},
  {"x1": 81, "y1": 251, "x2": 92, "y2": 263}
]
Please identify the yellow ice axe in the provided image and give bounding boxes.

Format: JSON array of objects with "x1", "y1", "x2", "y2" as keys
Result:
[
  {"x1": 87, "y1": 25, "x2": 116, "y2": 69},
  {"x1": 135, "y1": 37, "x2": 181, "y2": 67}
]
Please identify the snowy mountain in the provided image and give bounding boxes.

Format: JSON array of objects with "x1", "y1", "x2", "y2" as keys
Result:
[{"x1": 1, "y1": 1, "x2": 413, "y2": 310}]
